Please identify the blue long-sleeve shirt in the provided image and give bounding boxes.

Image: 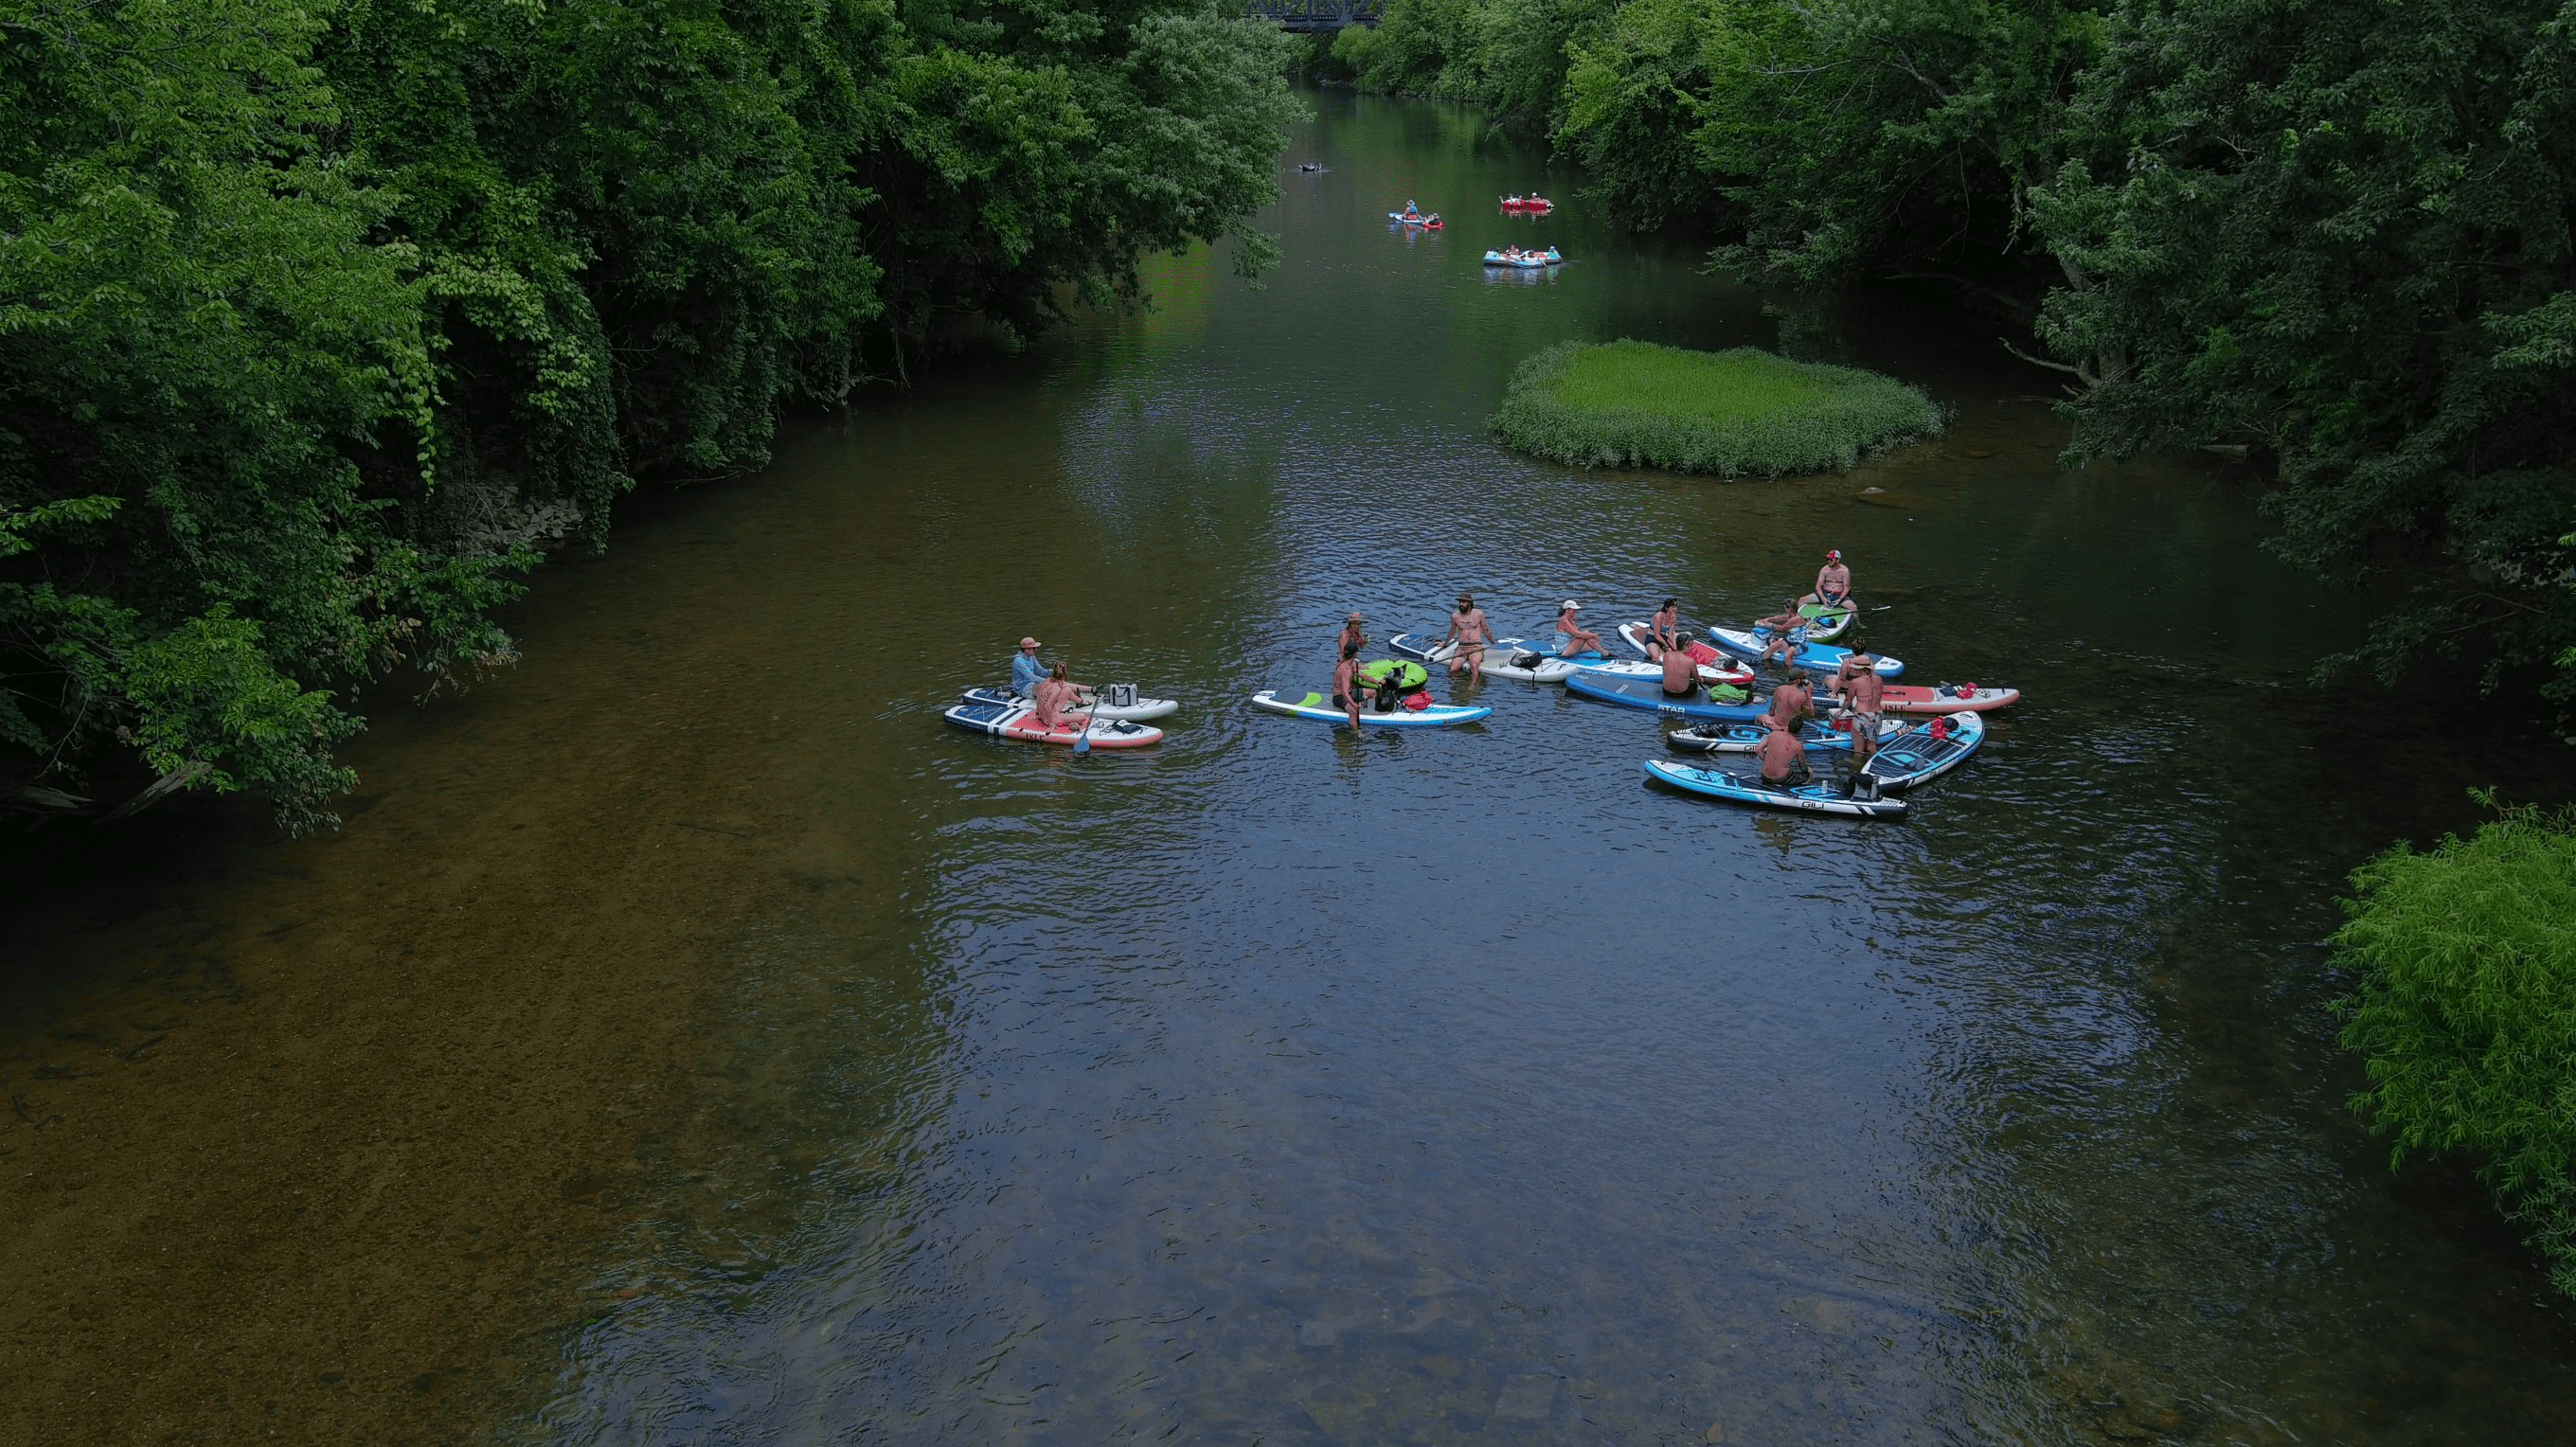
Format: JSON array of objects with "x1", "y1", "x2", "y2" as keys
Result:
[{"x1": 1011, "y1": 652, "x2": 1047, "y2": 695}]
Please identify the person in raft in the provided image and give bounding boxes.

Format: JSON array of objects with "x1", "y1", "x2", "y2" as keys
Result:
[
  {"x1": 1030, "y1": 664, "x2": 1091, "y2": 730},
  {"x1": 1659, "y1": 634, "x2": 1700, "y2": 697},
  {"x1": 1752, "y1": 715, "x2": 1810, "y2": 789},
  {"x1": 1554, "y1": 599, "x2": 1605, "y2": 656},
  {"x1": 1802, "y1": 548, "x2": 1853, "y2": 611},
  {"x1": 1333, "y1": 643, "x2": 1362, "y2": 730},
  {"x1": 1753, "y1": 599, "x2": 1810, "y2": 666},
  {"x1": 1641, "y1": 598, "x2": 1682, "y2": 659},
  {"x1": 1837, "y1": 637, "x2": 1887, "y2": 762},
  {"x1": 1442, "y1": 593, "x2": 1495, "y2": 680}
]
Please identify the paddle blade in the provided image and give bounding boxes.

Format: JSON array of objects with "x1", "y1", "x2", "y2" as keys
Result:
[{"x1": 1074, "y1": 717, "x2": 1091, "y2": 753}]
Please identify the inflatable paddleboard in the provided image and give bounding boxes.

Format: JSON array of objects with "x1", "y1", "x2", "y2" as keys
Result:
[
  {"x1": 961, "y1": 686, "x2": 1178, "y2": 723},
  {"x1": 1388, "y1": 634, "x2": 1581, "y2": 683},
  {"x1": 1798, "y1": 602, "x2": 1854, "y2": 642},
  {"x1": 1708, "y1": 626, "x2": 1904, "y2": 677},
  {"x1": 1855, "y1": 683, "x2": 2019, "y2": 714},
  {"x1": 1665, "y1": 716, "x2": 1905, "y2": 754},
  {"x1": 1612, "y1": 624, "x2": 1757, "y2": 685},
  {"x1": 1861, "y1": 710, "x2": 1985, "y2": 789},
  {"x1": 943, "y1": 700, "x2": 1164, "y2": 748},
  {"x1": 1642, "y1": 759, "x2": 1907, "y2": 817},
  {"x1": 1564, "y1": 668, "x2": 1775, "y2": 721},
  {"x1": 1252, "y1": 690, "x2": 1492, "y2": 727}
]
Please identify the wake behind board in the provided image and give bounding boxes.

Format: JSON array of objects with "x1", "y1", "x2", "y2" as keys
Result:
[
  {"x1": 1708, "y1": 627, "x2": 1904, "y2": 678},
  {"x1": 1564, "y1": 668, "x2": 1775, "y2": 721},
  {"x1": 1641, "y1": 759, "x2": 1907, "y2": 817},
  {"x1": 962, "y1": 687, "x2": 1179, "y2": 723},
  {"x1": 943, "y1": 700, "x2": 1164, "y2": 748},
  {"x1": 1251, "y1": 689, "x2": 1493, "y2": 727},
  {"x1": 1388, "y1": 634, "x2": 1580, "y2": 683}
]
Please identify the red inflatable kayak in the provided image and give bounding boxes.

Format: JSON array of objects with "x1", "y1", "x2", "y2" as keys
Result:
[{"x1": 1863, "y1": 684, "x2": 2019, "y2": 714}]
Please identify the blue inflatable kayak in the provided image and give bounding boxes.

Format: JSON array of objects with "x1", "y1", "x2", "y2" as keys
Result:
[{"x1": 1565, "y1": 668, "x2": 1775, "y2": 721}]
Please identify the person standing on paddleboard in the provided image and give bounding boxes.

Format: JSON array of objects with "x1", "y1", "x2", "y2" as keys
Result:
[
  {"x1": 1802, "y1": 548, "x2": 1853, "y2": 611},
  {"x1": 1443, "y1": 593, "x2": 1495, "y2": 681},
  {"x1": 1333, "y1": 644, "x2": 1362, "y2": 730},
  {"x1": 1554, "y1": 600, "x2": 1605, "y2": 656}
]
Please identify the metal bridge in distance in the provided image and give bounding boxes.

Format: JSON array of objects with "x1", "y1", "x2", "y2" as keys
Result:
[{"x1": 1246, "y1": 0, "x2": 1384, "y2": 30}]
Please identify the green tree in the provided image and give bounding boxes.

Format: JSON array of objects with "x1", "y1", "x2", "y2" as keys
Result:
[{"x1": 2333, "y1": 796, "x2": 2576, "y2": 1297}]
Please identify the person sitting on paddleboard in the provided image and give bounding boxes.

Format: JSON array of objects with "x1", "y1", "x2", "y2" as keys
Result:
[
  {"x1": 1031, "y1": 663, "x2": 1091, "y2": 731},
  {"x1": 1555, "y1": 599, "x2": 1604, "y2": 656},
  {"x1": 1802, "y1": 548, "x2": 1852, "y2": 610},
  {"x1": 1659, "y1": 634, "x2": 1699, "y2": 697},
  {"x1": 1753, "y1": 715, "x2": 1809, "y2": 788},
  {"x1": 1011, "y1": 636, "x2": 1049, "y2": 697},
  {"x1": 1443, "y1": 593, "x2": 1494, "y2": 681},
  {"x1": 1642, "y1": 598, "x2": 1681, "y2": 659},
  {"x1": 1333, "y1": 644, "x2": 1361, "y2": 730},
  {"x1": 1840, "y1": 640, "x2": 1887, "y2": 763},
  {"x1": 1755, "y1": 599, "x2": 1809, "y2": 666}
]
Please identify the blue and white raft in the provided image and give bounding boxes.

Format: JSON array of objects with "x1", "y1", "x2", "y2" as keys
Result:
[
  {"x1": 1857, "y1": 709, "x2": 1986, "y2": 789},
  {"x1": 1564, "y1": 667, "x2": 1775, "y2": 721},
  {"x1": 1481, "y1": 247, "x2": 1563, "y2": 268},
  {"x1": 1251, "y1": 689, "x2": 1493, "y2": 727},
  {"x1": 960, "y1": 685, "x2": 1178, "y2": 723},
  {"x1": 1707, "y1": 626, "x2": 1905, "y2": 678}
]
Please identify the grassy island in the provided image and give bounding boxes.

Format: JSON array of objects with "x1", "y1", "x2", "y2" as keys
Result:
[{"x1": 1491, "y1": 340, "x2": 1942, "y2": 476}]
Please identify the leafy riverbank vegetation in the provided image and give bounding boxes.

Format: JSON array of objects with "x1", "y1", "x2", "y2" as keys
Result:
[
  {"x1": 1329, "y1": 0, "x2": 2576, "y2": 703},
  {"x1": 2333, "y1": 797, "x2": 2576, "y2": 1296},
  {"x1": 0, "y1": 0, "x2": 1300, "y2": 831},
  {"x1": 1492, "y1": 340, "x2": 1941, "y2": 474}
]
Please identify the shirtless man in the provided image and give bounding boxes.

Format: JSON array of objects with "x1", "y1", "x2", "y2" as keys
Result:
[
  {"x1": 1677, "y1": 632, "x2": 1727, "y2": 672},
  {"x1": 1555, "y1": 599, "x2": 1605, "y2": 657},
  {"x1": 1752, "y1": 716, "x2": 1808, "y2": 788},
  {"x1": 1442, "y1": 593, "x2": 1494, "y2": 681},
  {"x1": 1802, "y1": 548, "x2": 1853, "y2": 610},
  {"x1": 1841, "y1": 649, "x2": 1888, "y2": 763},
  {"x1": 1768, "y1": 672, "x2": 1814, "y2": 735},
  {"x1": 1030, "y1": 664, "x2": 1090, "y2": 730},
  {"x1": 1659, "y1": 635, "x2": 1699, "y2": 696},
  {"x1": 1333, "y1": 644, "x2": 1361, "y2": 729},
  {"x1": 1754, "y1": 598, "x2": 1809, "y2": 667},
  {"x1": 1641, "y1": 598, "x2": 1681, "y2": 659},
  {"x1": 1829, "y1": 636, "x2": 1880, "y2": 704}
]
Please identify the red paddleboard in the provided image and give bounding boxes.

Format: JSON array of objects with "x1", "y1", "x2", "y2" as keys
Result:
[{"x1": 1867, "y1": 684, "x2": 2019, "y2": 714}]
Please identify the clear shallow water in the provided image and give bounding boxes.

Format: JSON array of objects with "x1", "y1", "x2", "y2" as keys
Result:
[{"x1": 13, "y1": 87, "x2": 2572, "y2": 1444}]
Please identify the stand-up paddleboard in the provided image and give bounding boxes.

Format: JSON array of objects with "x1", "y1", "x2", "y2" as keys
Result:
[
  {"x1": 1708, "y1": 626, "x2": 1905, "y2": 677},
  {"x1": 1798, "y1": 602, "x2": 1854, "y2": 642},
  {"x1": 961, "y1": 686, "x2": 1179, "y2": 723},
  {"x1": 1851, "y1": 683, "x2": 2019, "y2": 714},
  {"x1": 1611, "y1": 624, "x2": 1757, "y2": 685},
  {"x1": 1665, "y1": 715, "x2": 1905, "y2": 754},
  {"x1": 1642, "y1": 759, "x2": 1907, "y2": 817},
  {"x1": 1565, "y1": 668, "x2": 1775, "y2": 721},
  {"x1": 1252, "y1": 689, "x2": 1493, "y2": 727},
  {"x1": 1388, "y1": 634, "x2": 1581, "y2": 683},
  {"x1": 944, "y1": 700, "x2": 1165, "y2": 747},
  {"x1": 1861, "y1": 710, "x2": 1985, "y2": 788}
]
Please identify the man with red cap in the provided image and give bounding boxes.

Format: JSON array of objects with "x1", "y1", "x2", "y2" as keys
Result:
[{"x1": 1802, "y1": 549, "x2": 1853, "y2": 610}]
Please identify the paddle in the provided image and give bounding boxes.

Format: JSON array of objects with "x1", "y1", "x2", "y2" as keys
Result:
[{"x1": 1072, "y1": 679, "x2": 1096, "y2": 754}]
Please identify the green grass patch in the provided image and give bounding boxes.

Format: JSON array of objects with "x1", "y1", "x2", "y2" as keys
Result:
[{"x1": 1491, "y1": 339, "x2": 1943, "y2": 475}]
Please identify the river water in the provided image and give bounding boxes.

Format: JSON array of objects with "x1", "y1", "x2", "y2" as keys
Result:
[{"x1": 9, "y1": 87, "x2": 2576, "y2": 1445}]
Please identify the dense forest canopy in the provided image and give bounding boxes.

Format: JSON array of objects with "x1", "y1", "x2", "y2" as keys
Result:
[
  {"x1": 1332, "y1": 0, "x2": 2576, "y2": 700},
  {"x1": 0, "y1": 0, "x2": 1299, "y2": 830}
]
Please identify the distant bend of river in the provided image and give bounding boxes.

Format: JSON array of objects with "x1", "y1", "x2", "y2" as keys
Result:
[{"x1": 4, "y1": 85, "x2": 2573, "y2": 1447}]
